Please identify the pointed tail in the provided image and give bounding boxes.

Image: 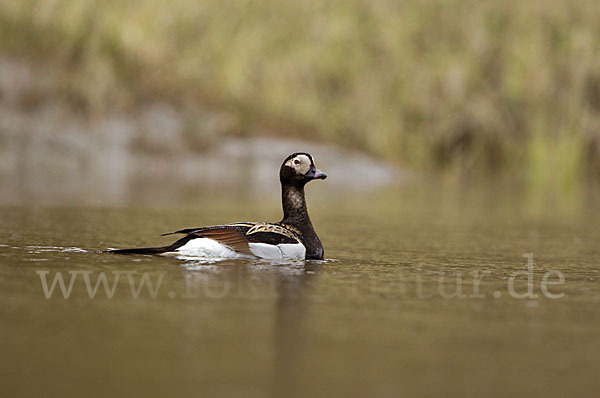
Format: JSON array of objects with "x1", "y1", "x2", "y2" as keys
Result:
[
  {"x1": 106, "y1": 246, "x2": 173, "y2": 255},
  {"x1": 106, "y1": 235, "x2": 195, "y2": 255}
]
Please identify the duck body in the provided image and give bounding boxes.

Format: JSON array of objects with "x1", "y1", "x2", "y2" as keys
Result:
[
  {"x1": 161, "y1": 222, "x2": 308, "y2": 260},
  {"x1": 109, "y1": 153, "x2": 327, "y2": 260}
]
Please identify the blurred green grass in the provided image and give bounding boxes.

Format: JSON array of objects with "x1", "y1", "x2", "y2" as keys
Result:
[{"x1": 2, "y1": 0, "x2": 600, "y2": 184}]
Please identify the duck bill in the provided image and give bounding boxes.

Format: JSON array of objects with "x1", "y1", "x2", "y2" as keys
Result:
[{"x1": 305, "y1": 168, "x2": 327, "y2": 180}]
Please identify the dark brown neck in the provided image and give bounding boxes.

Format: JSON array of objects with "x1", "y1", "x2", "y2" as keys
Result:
[
  {"x1": 281, "y1": 184, "x2": 309, "y2": 225},
  {"x1": 280, "y1": 184, "x2": 324, "y2": 259}
]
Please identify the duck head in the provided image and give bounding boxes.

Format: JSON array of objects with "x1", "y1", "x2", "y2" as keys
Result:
[{"x1": 280, "y1": 152, "x2": 327, "y2": 187}]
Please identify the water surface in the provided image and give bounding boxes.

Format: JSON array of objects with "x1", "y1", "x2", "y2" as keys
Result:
[{"x1": 1, "y1": 184, "x2": 599, "y2": 397}]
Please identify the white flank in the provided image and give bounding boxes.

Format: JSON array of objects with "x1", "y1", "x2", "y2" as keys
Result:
[
  {"x1": 168, "y1": 238, "x2": 306, "y2": 260},
  {"x1": 171, "y1": 238, "x2": 248, "y2": 259}
]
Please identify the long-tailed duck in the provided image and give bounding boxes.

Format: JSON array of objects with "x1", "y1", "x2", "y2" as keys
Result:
[{"x1": 109, "y1": 153, "x2": 327, "y2": 260}]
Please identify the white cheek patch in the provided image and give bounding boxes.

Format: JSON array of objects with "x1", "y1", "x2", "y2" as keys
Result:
[{"x1": 286, "y1": 154, "x2": 311, "y2": 175}]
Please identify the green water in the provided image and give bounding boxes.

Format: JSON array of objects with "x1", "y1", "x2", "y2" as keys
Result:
[{"x1": 1, "y1": 185, "x2": 600, "y2": 397}]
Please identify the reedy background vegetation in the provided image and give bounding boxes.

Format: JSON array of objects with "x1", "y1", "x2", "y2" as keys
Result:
[{"x1": 2, "y1": 0, "x2": 600, "y2": 187}]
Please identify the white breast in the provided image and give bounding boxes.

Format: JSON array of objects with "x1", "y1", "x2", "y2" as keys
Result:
[{"x1": 249, "y1": 243, "x2": 306, "y2": 260}]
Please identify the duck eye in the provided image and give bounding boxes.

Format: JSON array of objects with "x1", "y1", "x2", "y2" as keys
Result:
[{"x1": 293, "y1": 159, "x2": 300, "y2": 165}]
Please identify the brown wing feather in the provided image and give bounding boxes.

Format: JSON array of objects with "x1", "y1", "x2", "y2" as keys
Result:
[
  {"x1": 161, "y1": 223, "x2": 258, "y2": 236},
  {"x1": 159, "y1": 222, "x2": 300, "y2": 255},
  {"x1": 192, "y1": 228, "x2": 253, "y2": 255}
]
